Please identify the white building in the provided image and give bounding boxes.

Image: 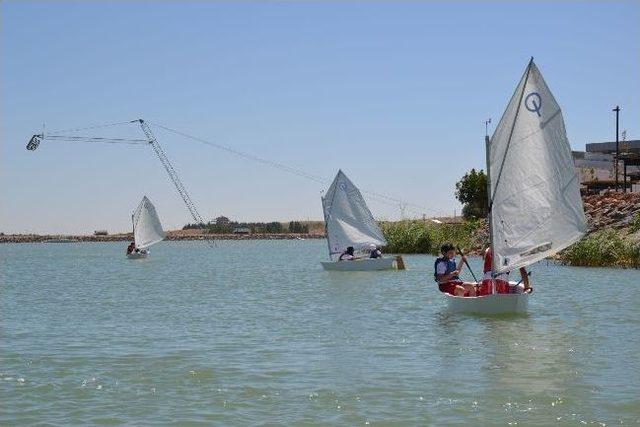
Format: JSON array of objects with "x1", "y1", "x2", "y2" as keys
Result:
[{"x1": 573, "y1": 140, "x2": 640, "y2": 193}]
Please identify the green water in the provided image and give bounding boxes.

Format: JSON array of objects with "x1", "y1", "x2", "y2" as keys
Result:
[{"x1": 1, "y1": 240, "x2": 639, "y2": 425}]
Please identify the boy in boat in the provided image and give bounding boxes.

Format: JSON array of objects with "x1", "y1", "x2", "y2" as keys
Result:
[
  {"x1": 480, "y1": 247, "x2": 532, "y2": 294},
  {"x1": 369, "y1": 244, "x2": 382, "y2": 259},
  {"x1": 126, "y1": 242, "x2": 135, "y2": 254},
  {"x1": 339, "y1": 246, "x2": 358, "y2": 261},
  {"x1": 434, "y1": 243, "x2": 477, "y2": 297}
]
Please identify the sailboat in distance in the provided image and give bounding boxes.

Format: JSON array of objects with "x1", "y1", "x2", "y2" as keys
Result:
[
  {"x1": 126, "y1": 196, "x2": 165, "y2": 259},
  {"x1": 446, "y1": 58, "x2": 587, "y2": 313},
  {"x1": 321, "y1": 170, "x2": 404, "y2": 271}
]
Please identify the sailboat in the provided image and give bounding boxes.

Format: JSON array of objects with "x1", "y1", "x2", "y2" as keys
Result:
[
  {"x1": 321, "y1": 170, "x2": 404, "y2": 271},
  {"x1": 446, "y1": 58, "x2": 587, "y2": 313},
  {"x1": 126, "y1": 196, "x2": 165, "y2": 259}
]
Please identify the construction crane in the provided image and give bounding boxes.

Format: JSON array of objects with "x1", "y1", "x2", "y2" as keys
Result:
[
  {"x1": 26, "y1": 119, "x2": 210, "y2": 233},
  {"x1": 26, "y1": 118, "x2": 445, "y2": 220}
]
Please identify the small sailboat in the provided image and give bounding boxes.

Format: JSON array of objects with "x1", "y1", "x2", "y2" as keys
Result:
[
  {"x1": 446, "y1": 58, "x2": 587, "y2": 314},
  {"x1": 321, "y1": 170, "x2": 404, "y2": 271},
  {"x1": 126, "y1": 196, "x2": 165, "y2": 259}
]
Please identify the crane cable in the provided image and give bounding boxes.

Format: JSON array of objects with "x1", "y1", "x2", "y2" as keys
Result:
[
  {"x1": 148, "y1": 121, "x2": 443, "y2": 217},
  {"x1": 29, "y1": 119, "x2": 445, "y2": 218}
]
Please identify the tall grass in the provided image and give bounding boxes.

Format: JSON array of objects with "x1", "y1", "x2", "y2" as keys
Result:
[
  {"x1": 381, "y1": 220, "x2": 484, "y2": 255},
  {"x1": 559, "y1": 229, "x2": 640, "y2": 268}
]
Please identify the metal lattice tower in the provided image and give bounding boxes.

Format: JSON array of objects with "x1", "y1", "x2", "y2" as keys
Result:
[{"x1": 137, "y1": 119, "x2": 207, "y2": 229}]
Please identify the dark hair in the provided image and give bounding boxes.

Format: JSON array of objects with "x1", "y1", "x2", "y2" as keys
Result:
[
  {"x1": 440, "y1": 243, "x2": 455, "y2": 255},
  {"x1": 346, "y1": 246, "x2": 354, "y2": 254}
]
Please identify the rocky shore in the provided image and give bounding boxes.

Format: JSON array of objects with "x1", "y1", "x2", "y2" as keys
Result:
[{"x1": 582, "y1": 190, "x2": 640, "y2": 231}]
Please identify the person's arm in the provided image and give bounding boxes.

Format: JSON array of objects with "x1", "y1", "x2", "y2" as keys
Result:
[
  {"x1": 456, "y1": 256, "x2": 466, "y2": 272},
  {"x1": 437, "y1": 270, "x2": 461, "y2": 282},
  {"x1": 519, "y1": 267, "x2": 530, "y2": 289}
]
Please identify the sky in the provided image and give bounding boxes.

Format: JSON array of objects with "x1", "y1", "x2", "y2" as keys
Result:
[{"x1": 2, "y1": 1, "x2": 639, "y2": 234}]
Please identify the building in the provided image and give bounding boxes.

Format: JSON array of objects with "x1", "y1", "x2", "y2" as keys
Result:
[
  {"x1": 215, "y1": 216, "x2": 230, "y2": 226},
  {"x1": 233, "y1": 227, "x2": 251, "y2": 234},
  {"x1": 573, "y1": 139, "x2": 640, "y2": 193}
]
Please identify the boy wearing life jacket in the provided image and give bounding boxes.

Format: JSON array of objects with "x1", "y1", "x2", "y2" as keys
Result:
[
  {"x1": 339, "y1": 246, "x2": 357, "y2": 261},
  {"x1": 369, "y1": 244, "x2": 382, "y2": 259},
  {"x1": 434, "y1": 243, "x2": 477, "y2": 297}
]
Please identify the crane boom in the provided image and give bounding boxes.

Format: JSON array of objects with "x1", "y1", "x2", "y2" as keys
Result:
[{"x1": 137, "y1": 119, "x2": 208, "y2": 229}]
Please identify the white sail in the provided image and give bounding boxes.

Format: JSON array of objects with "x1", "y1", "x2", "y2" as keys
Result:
[
  {"x1": 489, "y1": 60, "x2": 587, "y2": 273},
  {"x1": 322, "y1": 170, "x2": 387, "y2": 257},
  {"x1": 133, "y1": 196, "x2": 165, "y2": 249}
]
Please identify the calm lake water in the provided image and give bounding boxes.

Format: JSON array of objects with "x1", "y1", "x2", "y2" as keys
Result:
[{"x1": 1, "y1": 240, "x2": 639, "y2": 425}]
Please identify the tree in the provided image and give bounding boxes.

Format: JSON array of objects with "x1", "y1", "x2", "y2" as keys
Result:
[
  {"x1": 288, "y1": 221, "x2": 309, "y2": 234},
  {"x1": 455, "y1": 168, "x2": 488, "y2": 219}
]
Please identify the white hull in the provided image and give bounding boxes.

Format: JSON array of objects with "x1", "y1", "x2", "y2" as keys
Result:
[
  {"x1": 444, "y1": 284, "x2": 529, "y2": 314},
  {"x1": 321, "y1": 257, "x2": 397, "y2": 271},
  {"x1": 126, "y1": 252, "x2": 148, "y2": 260}
]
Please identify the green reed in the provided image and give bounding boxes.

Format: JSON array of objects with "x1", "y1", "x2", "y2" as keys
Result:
[
  {"x1": 560, "y1": 228, "x2": 640, "y2": 268},
  {"x1": 381, "y1": 220, "x2": 483, "y2": 255}
]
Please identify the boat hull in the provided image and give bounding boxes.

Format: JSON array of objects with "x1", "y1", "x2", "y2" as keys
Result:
[
  {"x1": 444, "y1": 291, "x2": 529, "y2": 314},
  {"x1": 321, "y1": 257, "x2": 397, "y2": 271},
  {"x1": 126, "y1": 252, "x2": 148, "y2": 260}
]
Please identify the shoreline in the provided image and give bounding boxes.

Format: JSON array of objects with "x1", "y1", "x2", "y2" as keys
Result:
[{"x1": 0, "y1": 232, "x2": 325, "y2": 244}]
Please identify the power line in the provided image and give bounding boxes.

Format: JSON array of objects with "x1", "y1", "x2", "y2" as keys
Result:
[{"x1": 148, "y1": 121, "x2": 442, "y2": 216}]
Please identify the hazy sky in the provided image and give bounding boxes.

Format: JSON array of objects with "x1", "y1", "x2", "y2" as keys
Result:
[{"x1": 2, "y1": 1, "x2": 639, "y2": 234}]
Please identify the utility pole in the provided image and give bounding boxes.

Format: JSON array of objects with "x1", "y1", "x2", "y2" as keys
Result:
[{"x1": 613, "y1": 106, "x2": 620, "y2": 191}]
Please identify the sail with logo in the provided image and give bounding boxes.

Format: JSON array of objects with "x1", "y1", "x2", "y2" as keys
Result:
[
  {"x1": 489, "y1": 58, "x2": 587, "y2": 272},
  {"x1": 445, "y1": 58, "x2": 587, "y2": 313},
  {"x1": 320, "y1": 170, "x2": 403, "y2": 271},
  {"x1": 126, "y1": 196, "x2": 165, "y2": 259}
]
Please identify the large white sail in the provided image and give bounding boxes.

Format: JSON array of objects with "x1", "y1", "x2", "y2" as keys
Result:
[
  {"x1": 322, "y1": 170, "x2": 387, "y2": 257},
  {"x1": 489, "y1": 60, "x2": 587, "y2": 273},
  {"x1": 133, "y1": 196, "x2": 165, "y2": 249}
]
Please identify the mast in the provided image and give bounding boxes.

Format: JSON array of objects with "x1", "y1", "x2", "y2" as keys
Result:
[
  {"x1": 131, "y1": 213, "x2": 136, "y2": 245},
  {"x1": 321, "y1": 196, "x2": 332, "y2": 260},
  {"x1": 485, "y1": 135, "x2": 495, "y2": 279}
]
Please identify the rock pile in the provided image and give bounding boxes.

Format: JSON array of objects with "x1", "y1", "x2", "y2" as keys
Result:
[{"x1": 582, "y1": 190, "x2": 640, "y2": 232}]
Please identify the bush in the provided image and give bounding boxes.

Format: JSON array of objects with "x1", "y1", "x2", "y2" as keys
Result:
[
  {"x1": 629, "y1": 212, "x2": 640, "y2": 234},
  {"x1": 381, "y1": 220, "x2": 480, "y2": 254},
  {"x1": 560, "y1": 229, "x2": 640, "y2": 268}
]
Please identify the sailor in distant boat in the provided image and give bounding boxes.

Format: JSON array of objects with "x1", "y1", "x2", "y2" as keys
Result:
[
  {"x1": 369, "y1": 244, "x2": 382, "y2": 259},
  {"x1": 339, "y1": 246, "x2": 358, "y2": 261},
  {"x1": 434, "y1": 243, "x2": 477, "y2": 297},
  {"x1": 126, "y1": 242, "x2": 135, "y2": 255}
]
